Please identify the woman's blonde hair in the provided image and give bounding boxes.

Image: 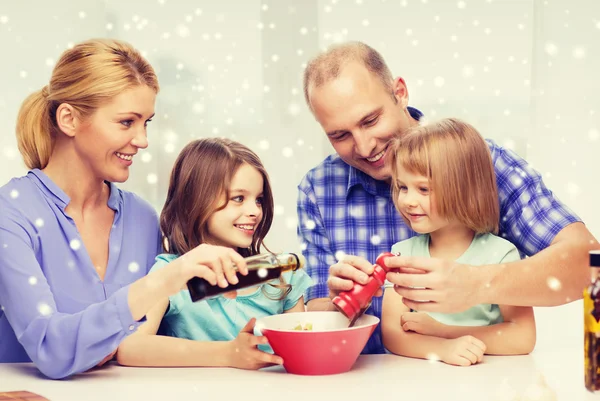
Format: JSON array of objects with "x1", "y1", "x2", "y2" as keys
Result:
[
  {"x1": 388, "y1": 118, "x2": 500, "y2": 234},
  {"x1": 16, "y1": 38, "x2": 159, "y2": 170}
]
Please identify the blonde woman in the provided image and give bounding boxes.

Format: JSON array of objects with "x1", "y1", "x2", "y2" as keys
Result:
[
  {"x1": 0, "y1": 39, "x2": 246, "y2": 379},
  {"x1": 382, "y1": 118, "x2": 536, "y2": 366}
]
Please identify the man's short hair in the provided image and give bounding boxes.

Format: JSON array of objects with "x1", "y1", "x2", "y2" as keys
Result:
[{"x1": 303, "y1": 41, "x2": 395, "y2": 111}]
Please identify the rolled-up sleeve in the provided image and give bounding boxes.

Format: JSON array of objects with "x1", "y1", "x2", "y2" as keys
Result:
[
  {"x1": 0, "y1": 212, "x2": 143, "y2": 379},
  {"x1": 490, "y1": 140, "x2": 581, "y2": 256}
]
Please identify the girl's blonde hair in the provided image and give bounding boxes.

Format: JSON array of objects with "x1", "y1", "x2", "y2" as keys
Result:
[
  {"x1": 16, "y1": 38, "x2": 159, "y2": 170},
  {"x1": 388, "y1": 118, "x2": 499, "y2": 234},
  {"x1": 160, "y1": 138, "x2": 290, "y2": 300}
]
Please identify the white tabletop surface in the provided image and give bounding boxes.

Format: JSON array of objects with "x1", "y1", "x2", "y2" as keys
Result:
[
  {"x1": 0, "y1": 302, "x2": 595, "y2": 401},
  {"x1": 0, "y1": 346, "x2": 597, "y2": 401}
]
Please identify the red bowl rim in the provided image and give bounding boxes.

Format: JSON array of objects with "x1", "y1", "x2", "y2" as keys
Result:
[{"x1": 257, "y1": 312, "x2": 380, "y2": 334}]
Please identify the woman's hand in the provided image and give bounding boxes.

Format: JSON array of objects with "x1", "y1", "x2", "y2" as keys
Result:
[
  {"x1": 128, "y1": 245, "x2": 247, "y2": 323},
  {"x1": 163, "y1": 244, "x2": 248, "y2": 296}
]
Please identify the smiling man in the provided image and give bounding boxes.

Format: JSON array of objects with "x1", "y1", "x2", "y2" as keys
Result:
[{"x1": 297, "y1": 41, "x2": 599, "y2": 354}]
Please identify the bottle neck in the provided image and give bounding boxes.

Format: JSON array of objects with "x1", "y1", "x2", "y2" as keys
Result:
[{"x1": 243, "y1": 253, "x2": 300, "y2": 272}]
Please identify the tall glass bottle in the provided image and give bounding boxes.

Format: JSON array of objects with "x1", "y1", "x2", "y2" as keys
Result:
[
  {"x1": 585, "y1": 250, "x2": 600, "y2": 392},
  {"x1": 187, "y1": 252, "x2": 304, "y2": 302}
]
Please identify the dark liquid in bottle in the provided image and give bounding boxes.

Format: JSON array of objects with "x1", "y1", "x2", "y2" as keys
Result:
[
  {"x1": 585, "y1": 332, "x2": 600, "y2": 391},
  {"x1": 187, "y1": 263, "x2": 297, "y2": 302},
  {"x1": 585, "y1": 284, "x2": 600, "y2": 391}
]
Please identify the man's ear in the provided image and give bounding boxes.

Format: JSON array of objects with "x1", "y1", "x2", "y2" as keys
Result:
[
  {"x1": 393, "y1": 77, "x2": 409, "y2": 108},
  {"x1": 55, "y1": 103, "x2": 79, "y2": 138}
]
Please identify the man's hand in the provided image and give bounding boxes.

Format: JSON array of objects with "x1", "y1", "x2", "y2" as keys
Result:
[
  {"x1": 384, "y1": 255, "x2": 485, "y2": 313},
  {"x1": 327, "y1": 255, "x2": 382, "y2": 299},
  {"x1": 400, "y1": 312, "x2": 445, "y2": 337}
]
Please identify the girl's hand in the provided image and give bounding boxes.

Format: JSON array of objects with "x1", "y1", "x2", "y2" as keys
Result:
[
  {"x1": 400, "y1": 311, "x2": 444, "y2": 337},
  {"x1": 228, "y1": 318, "x2": 284, "y2": 370},
  {"x1": 440, "y1": 336, "x2": 486, "y2": 366},
  {"x1": 164, "y1": 244, "x2": 247, "y2": 295}
]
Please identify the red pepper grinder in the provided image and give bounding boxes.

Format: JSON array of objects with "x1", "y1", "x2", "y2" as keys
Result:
[{"x1": 333, "y1": 252, "x2": 396, "y2": 325}]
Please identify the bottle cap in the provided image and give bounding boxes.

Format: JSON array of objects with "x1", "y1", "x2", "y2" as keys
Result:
[
  {"x1": 591, "y1": 250, "x2": 600, "y2": 268},
  {"x1": 277, "y1": 253, "x2": 305, "y2": 270}
]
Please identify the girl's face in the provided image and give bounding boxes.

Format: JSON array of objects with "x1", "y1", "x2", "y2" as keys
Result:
[
  {"x1": 72, "y1": 85, "x2": 156, "y2": 183},
  {"x1": 206, "y1": 163, "x2": 264, "y2": 249},
  {"x1": 395, "y1": 164, "x2": 448, "y2": 234}
]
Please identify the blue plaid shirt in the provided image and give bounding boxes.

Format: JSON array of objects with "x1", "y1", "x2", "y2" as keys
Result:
[{"x1": 297, "y1": 110, "x2": 581, "y2": 355}]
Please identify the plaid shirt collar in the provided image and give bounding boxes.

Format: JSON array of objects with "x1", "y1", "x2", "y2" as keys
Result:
[{"x1": 347, "y1": 166, "x2": 390, "y2": 198}]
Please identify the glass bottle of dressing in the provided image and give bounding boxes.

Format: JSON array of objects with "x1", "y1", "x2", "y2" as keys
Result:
[
  {"x1": 585, "y1": 250, "x2": 600, "y2": 392},
  {"x1": 187, "y1": 252, "x2": 304, "y2": 302}
]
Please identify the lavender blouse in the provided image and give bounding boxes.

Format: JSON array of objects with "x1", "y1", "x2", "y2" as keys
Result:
[{"x1": 0, "y1": 169, "x2": 161, "y2": 378}]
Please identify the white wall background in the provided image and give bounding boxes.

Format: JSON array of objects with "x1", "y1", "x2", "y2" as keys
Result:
[{"x1": 1, "y1": 0, "x2": 598, "y2": 356}]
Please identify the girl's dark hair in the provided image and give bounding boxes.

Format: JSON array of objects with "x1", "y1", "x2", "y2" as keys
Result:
[{"x1": 161, "y1": 138, "x2": 290, "y2": 299}]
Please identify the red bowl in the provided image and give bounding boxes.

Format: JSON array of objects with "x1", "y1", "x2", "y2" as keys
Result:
[{"x1": 255, "y1": 311, "x2": 379, "y2": 375}]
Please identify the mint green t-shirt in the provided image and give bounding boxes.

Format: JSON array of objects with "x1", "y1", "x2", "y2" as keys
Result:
[
  {"x1": 150, "y1": 253, "x2": 313, "y2": 349},
  {"x1": 389, "y1": 233, "x2": 521, "y2": 326}
]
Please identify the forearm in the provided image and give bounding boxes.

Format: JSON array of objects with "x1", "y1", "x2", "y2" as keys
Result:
[
  {"x1": 481, "y1": 232, "x2": 598, "y2": 306},
  {"x1": 117, "y1": 334, "x2": 231, "y2": 367},
  {"x1": 436, "y1": 323, "x2": 535, "y2": 355},
  {"x1": 2, "y1": 285, "x2": 145, "y2": 379},
  {"x1": 285, "y1": 298, "x2": 307, "y2": 313},
  {"x1": 306, "y1": 297, "x2": 337, "y2": 312},
  {"x1": 383, "y1": 327, "x2": 447, "y2": 360},
  {"x1": 127, "y1": 265, "x2": 179, "y2": 321}
]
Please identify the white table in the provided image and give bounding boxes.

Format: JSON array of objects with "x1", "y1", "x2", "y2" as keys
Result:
[{"x1": 0, "y1": 348, "x2": 597, "y2": 401}]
